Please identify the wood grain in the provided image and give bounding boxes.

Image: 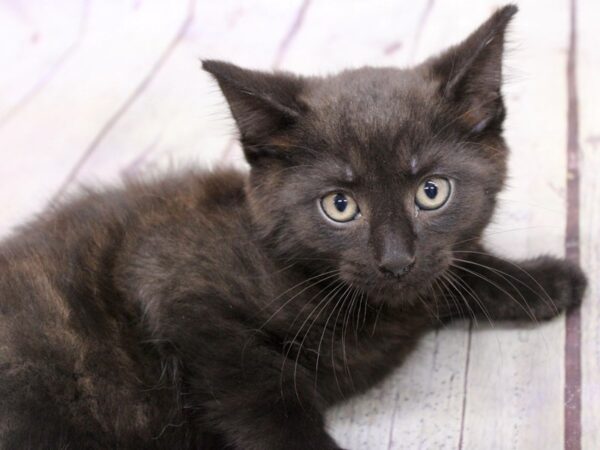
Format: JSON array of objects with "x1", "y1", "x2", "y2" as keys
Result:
[
  {"x1": 0, "y1": 1, "x2": 88, "y2": 125},
  {"x1": 460, "y1": 1, "x2": 569, "y2": 449},
  {"x1": 565, "y1": 0, "x2": 582, "y2": 448},
  {"x1": 577, "y1": 0, "x2": 600, "y2": 447},
  {"x1": 0, "y1": 1, "x2": 191, "y2": 236},
  {"x1": 63, "y1": 0, "x2": 310, "y2": 189}
]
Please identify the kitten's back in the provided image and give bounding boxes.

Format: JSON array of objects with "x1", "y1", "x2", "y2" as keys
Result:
[{"x1": 0, "y1": 169, "x2": 251, "y2": 448}]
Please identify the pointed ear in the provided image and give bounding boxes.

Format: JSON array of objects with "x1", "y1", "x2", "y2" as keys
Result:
[
  {"x1": 202, "y1": 60, "x2": 307, "y2": 162},
  {"x1": 424, "y1": 5, "x2": 517, "y2": 134}
]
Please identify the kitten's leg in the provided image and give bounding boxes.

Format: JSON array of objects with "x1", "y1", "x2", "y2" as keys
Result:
[
  {"x1": 178, "y1": 330, "x2": 343, "y2": 450},
  {"x1": 444, "y1": 248, "x2": 586, "y2": 322},
  {"x1": 193, "y1": 347, "x2": 343, "y2": 450}
]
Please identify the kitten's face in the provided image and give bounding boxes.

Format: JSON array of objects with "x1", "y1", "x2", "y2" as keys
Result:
[
  {"x1": 204, "y1": 6, "x2": 515, "y2": 305},
  {"x1": 246, "y1": 70, "x2": 506, "y2": 304}
]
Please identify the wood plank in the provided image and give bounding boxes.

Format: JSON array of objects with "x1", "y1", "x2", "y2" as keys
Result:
[
  {"x1": 0, "y1": 1, "x2": 191, "y2": 237},
  {"x1": 0, "y1": 0, "x2": 86, "y2": 123},
  {"x1": 577, "y1": 0, "x2": 600, "y2": 446},
  {"x1": 64, "y1": 0, "x2": 309, "y2": 188},
  {"x1": 564, "y1": 0, "x2": 582, "y2": 447},
  {"x1": 328, "y1": 327, "x2": 469, "y2": 449},
  {"x1": 281, "y1": 0, "x2": 432, "y2": 73},
  {"x1": 459, "y1": 0, "x2": 570, "y2": 448}
]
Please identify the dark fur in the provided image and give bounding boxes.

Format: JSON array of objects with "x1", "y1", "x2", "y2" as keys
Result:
[{"x1": 0, "y1": 6, "x2": 586, "y2": 449}]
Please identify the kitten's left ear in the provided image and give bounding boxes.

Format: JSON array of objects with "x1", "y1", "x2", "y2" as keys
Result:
[
  {"x1": 424, "y1": 5, "x2": 517, "y2": 134},
  {"x1": 202, "y1": 60, "x2": 307, "y2": 163}
]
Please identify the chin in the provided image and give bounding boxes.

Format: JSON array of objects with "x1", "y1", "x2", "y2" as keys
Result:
[{"x1": 376, "y1": 282, "x2": 423, "y2": 306}]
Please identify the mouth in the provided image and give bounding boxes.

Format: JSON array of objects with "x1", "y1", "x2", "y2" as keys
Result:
[
  {"x1": 338, "y1": 259, "x2": 452, "y2": 307},
  {"x1": 339, "y1": 263, "x2": 414, "y2": 299}
]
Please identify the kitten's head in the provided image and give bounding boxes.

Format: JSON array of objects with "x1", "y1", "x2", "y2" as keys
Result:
[{"x1": 204, "y1": 5, "x2": 516, "y2": 305}]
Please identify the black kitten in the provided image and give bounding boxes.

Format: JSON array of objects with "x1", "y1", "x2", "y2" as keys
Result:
[{"x1": 0, "y1": 5, "x2": 586, "y2": 450}]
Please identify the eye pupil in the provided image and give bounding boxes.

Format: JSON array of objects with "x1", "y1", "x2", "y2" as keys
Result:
[
  {"x1": 333, "y1": 193, "x2": 348, "y2": 212},
  {"x1": 321, "y1": 192, "x2": 359, "y2": 223},
  {"x1": 424, "y1": 181, "x2": 438, "y2": 199},
  {"x1": 415, "y1": 177, "x2": 451, "y2": 210}
]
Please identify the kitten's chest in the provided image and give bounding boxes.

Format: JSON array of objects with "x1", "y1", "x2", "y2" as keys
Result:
[
  {"x1": 273, "y1": 291, "x2": 428, "y2": 401},
  {"x1": 330, "y1": 310, "x2": 426, "y2": 394}
]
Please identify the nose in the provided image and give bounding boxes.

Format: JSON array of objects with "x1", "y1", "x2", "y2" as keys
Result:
[
  {"x1": 372, "y1": 220, "x2": 417, "y2": 279},
  {"x1": 378, "y1": 252, "x2": 415, "y2": 278}
]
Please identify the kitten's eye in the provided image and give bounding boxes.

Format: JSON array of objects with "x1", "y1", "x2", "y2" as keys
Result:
[
  {"x1": 320, "y1": 192, "x2": 360, "y2": 223},
  {"x1": 415, "y1": 177, "x2": 451, "y2": 210}
]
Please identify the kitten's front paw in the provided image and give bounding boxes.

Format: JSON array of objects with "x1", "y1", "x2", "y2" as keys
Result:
[{"x1": 527, "y1": 257, "x2": 587, "y2": 320}]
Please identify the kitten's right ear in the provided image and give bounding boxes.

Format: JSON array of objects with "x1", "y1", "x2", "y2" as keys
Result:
[{"x1": 202, "y1": 60, "x2": 307, "y2": 163}]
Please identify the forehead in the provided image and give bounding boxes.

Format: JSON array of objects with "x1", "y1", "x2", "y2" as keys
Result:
[
  {"x1": 309, "y1": 67, "x2": 432, "y2": 123},
  {"x1": 305, "y1": 67, "x2": 448, "y2": 178}
]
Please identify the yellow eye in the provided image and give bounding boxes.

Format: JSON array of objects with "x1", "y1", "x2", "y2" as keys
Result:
[
  {"x1": 320, "y1": 192, "x2": 360, "y2": 223},
  {"x1": 415, "y1": 177, "x2": 451, "y2": 210}
]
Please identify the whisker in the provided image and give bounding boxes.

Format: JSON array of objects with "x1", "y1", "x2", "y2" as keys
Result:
[
  {"x1": 452, "y1": 250, "x2": 558, "y2": 314},
  {"x1": 282, "y1": 280, "x2": 343, "y2": 403},
  {"x1": 446, "y1": 270, "x2": 494, "y2": 328},
  {"x1": 290, "y1": 281, "x2": 346, "y2": 404},
  {"x1": 330, "y1": 284, "x2": 355, "y2": 397},
  {"x1": 438, "y1": 274, "x2": 466, "y2": 319},
  {"x1": 451, "y1": 225, "x2": 559, "y2": 248},
  {"x1": 360, "y1": 292, "x2": 369, "y2": 331},
  {"x1": 450, "y1": 264, "x2": 538, "y2": 323},
  {"x1": 370, "y1": 286, "x2": 386, "y2": 337},
  {"x1": 415, "y1": 289, "x2": 442, "y2": 323},
  {"x1": 314, "y1": 283, "x2": 354, "y2": 391},
  {"x1": 341, "y1": 289, "x2": 358, "y2": 392},
  {"x1": 451, "y1": 258, "x2": 539, "y2": 322},
  {"x1": 349, "y1": 288, "x2": 363, "y2": 342},
  {"x1": 257, "y1": 269, "x2": 342, "y2": 329},
  {"x1": 431, "y1": 278, "x2": 452, "y2": 322},
  {"x1": 279, "y1": 277, "x2": 341, "y2": 404},
  {"x1": 441, "y1": 272, "x2": 478, "y2": 325}
]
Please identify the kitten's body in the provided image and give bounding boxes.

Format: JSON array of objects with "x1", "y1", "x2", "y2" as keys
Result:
[
  {"x1": 0, "y1": 171, "x2": 427, "y2": 448},
  {"x1": 0, "y1": 6, "x2": 587, "y2": 450}
]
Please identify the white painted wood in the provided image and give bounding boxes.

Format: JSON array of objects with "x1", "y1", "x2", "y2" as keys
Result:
[
  {"x1": 0, "y1": 1, "x2": 190, "y2": 237},
  {"x1": 457, "y1": 1, "x2": 569, "y2": 448},
  {"x1": 68, "y1": 0, "x2": 309, "y2": 189},
  {"x1": 281, "y1": 0, "x2": 428, "y2": 73},
  {"x1": 578, "y1": 0, "x2": 600, "y2": 447},
  {"x1": 329, "y1": 326, "x2": 470, "y2": 450},
  {"x1": 0, "y1": 1, "x2": 85, "y2": 121}
]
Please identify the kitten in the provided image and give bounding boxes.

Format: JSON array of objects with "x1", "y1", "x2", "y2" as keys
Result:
[{"x1": 0, "y1": 5, "x2": 586, "y2": 450}]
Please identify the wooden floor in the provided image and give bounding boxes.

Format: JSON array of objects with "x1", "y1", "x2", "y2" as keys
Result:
[{"x1": 0, "y1": 1, "x2": 598, "y2": 448}]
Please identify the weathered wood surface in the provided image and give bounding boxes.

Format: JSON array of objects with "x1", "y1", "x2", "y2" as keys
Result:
[
  {"x1": 578, "y1": 0, "x2": 600, "y2": 448},
  {"x1": 0, "y1": 1, "x2": 596, "y2": 448}
]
